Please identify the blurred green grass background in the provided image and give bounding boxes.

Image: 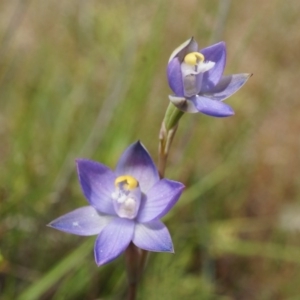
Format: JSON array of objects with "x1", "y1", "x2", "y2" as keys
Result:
[{"x1": 1, "y1": 0, "x2": 300, "y2": 299}]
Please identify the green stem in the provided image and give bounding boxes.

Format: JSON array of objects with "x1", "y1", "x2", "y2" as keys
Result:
[{"x1": 158, "y1": 102, "x2": 184, "y2": 177}]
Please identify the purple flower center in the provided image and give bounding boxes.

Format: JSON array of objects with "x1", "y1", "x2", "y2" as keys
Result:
[{"x1": 111, "y1": 175, "x2": 141, "y2": 219}]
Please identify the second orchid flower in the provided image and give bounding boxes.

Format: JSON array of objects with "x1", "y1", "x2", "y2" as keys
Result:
[{"x1": 167, "y1": 38, "x2": 251, "y2": 117}]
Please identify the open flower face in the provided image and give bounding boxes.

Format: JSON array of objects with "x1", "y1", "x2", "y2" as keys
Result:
[
  {"x1": 48, "y1": 142, "x2": 184, "y2": 266},
  {"x1": 167, "y1": 38, "x2": 251, "y2": 117}
]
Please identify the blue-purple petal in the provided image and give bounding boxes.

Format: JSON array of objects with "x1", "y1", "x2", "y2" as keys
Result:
[
  {"x1": 48, "y1": 206, "x2": 111, "y2": 236},
  {"x1": 76, "y1": 159, "x2": 116, "y2": 215},
  {"x1": 192, "y1": 95, "x2": 234, "y2": 117},
  {"x1": 167, "y1": 58, "x2": 184, "y2": 97},
  {"x1": 137, "y1": 179, "x2": 184, "y2": 223},
  {"x1": 200, "y1": 42, "x2": 226, "y2": 93},
  {"x1": 115, "y1": 141, "x2": 159, "y2": 193},
  {"x1": 203, "y1": 73, "x2": 252, "y2": 101},
  {"x1": 133, "y1": 220, "x2": 174, "y2": 252},
  {"x1": 94, "y1": 217, "x2": 134, "y2": 266}
]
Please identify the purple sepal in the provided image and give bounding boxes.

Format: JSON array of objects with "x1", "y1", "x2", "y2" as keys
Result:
[
  {"x1": 200, "y1": 42, "x2": 226, "y2": 92},
  {"x1": 76, "y1": 159, "x2": 116, "y2": 215},
  {"x1": 203, "y1": 74, "x2": 252, "y2": 101},
  {"x1": 167, "y1": 58, "x2": 184, "y2": 97},
  {"x1": 48, "y1": 206, "x2": 111, "y2": 236},
  {"x1": 94, "y1": 217, "x2": 134, "y2": 266},
  {"x1": 133, "y1": 220, "x2": 174, "y2": 252},
  {"x1": 192, "y1": 96, "x2": 235, "y2": 117}
]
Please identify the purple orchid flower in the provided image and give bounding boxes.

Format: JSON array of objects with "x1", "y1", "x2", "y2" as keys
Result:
[
  {"x1": 48, "y1": 141, "x2": 184, "y2": 266},
  {"x1": 167, "y1": 37, "x2": 251, "y2": 117}
]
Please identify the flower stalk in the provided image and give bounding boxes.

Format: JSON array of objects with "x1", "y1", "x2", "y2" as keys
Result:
[
  {"x1": 125, "y1": 243, "x2": 141, "y2": 300},
  {"x1": 158, "y1": 102, "x2": 184, "y2": 178}
]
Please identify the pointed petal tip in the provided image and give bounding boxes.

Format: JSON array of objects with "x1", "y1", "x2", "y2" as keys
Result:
[
  {"x1": 209, "y1": 41, "x2": 226, "y2": 48},
  {"x1": 242, "y1": 73, "x2": 253, "y2": 79},
  {"x1": 47, "y1": 219, "x2": 61, "y2": 228},
  {"x1": 95, "y1": 256, "x2": 109, "y2": 267},
  {"x1": 128, "y1": 140, "x2": 145, "y2": 153},
  {"x1": 47, "y1": 220, "x2": 58, "y2": 229},
  {"x1": 95, "y1": 254, "x2": 121, "y2": 266},
  {"x1": 240, "y1": 73, "x2": 253, "y2": 81},
  {"x1": 95, "y1": 255, "x2": 106, "y2": 267},
  {"x1": 75, "y1": 158, "x2": 93, "y2": 170},
  {"x1": 167, "y1": 242, "x2": 175, "y2": 253},
  {"x1": 218, "y1": 109, "x2": 235, "y2": 118},
  {"x1": 75, "y1": 158, "x2": 85, "y2": 164},
  {"x1": 161, "y1": 246, "x2": 174, "y2": 253},
  {"x1": 178, "y1": 182, "x2": 186, "y2": 190},
  {"x1": 75, "y1": 158, "x2": 82, "y2": 168},
  {"x1": 225, "y1": 112, "x2": 235, "y2": 118},
  {"x1": 164, "y1": 243, "x2": 174, "y2": 253},
  {"x1": 174, "y1": 180, "x2": 185, "y2": 193},
  {"x1": 134, "y1": 140, "x2": 144, "y2": 149},
  {"x1": 75, "y1": 158, "x2": 89, "y2": 167},
  {"x1": 47, "y1": 221, "x2": 58, "y2": 231}
]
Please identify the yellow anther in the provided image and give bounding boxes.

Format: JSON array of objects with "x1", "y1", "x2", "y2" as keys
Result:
[
  {"x1": 115, "y1": 175, "x2": 138, "y2": 190},
  {"x1": 184, "y1": 52, "x2": 204, "y2": 65}
]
